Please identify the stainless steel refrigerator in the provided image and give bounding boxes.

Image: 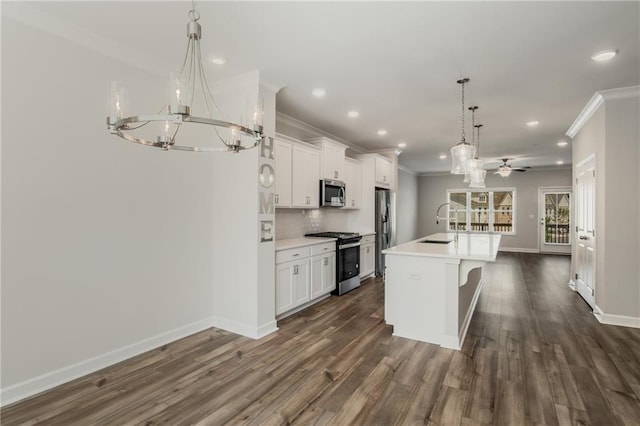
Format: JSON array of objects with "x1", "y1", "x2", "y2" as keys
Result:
[{"x1": 375, "y1": 189, "x2": 396, "y2": 276}]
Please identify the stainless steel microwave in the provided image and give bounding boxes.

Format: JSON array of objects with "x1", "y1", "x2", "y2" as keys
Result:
[{"x1": 320, "y1": 179, "x2": 346, "y2": 207}]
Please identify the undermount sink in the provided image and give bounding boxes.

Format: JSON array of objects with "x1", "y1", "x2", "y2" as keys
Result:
[{"x1": 420, "y1": 239, "x2": 453, "y2": 244}]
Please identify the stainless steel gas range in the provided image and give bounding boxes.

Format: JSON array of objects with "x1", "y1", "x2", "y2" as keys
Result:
[{"x1": 305, "y1": 232, "x2": 362, "y2": 295}]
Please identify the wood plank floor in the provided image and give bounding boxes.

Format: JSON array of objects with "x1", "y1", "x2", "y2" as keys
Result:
[{"x1": 3, "y1": 253, "x2": 640, "y2": 425}]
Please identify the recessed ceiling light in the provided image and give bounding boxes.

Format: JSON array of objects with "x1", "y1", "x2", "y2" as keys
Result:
[
  {"x1": 439, "y1": 154, "x2": 447, "y2": 160},
  {"x1": 526, "y1": 120, "x2": 540, "y2": 127},
  {"x1": 556, "y1": 160, "x2": 564, "y2": 165},
  {"x1": 398, "y1": 142, "x2": 407, "y2": 148},
  {"x1": 347, "y1": 110, "x2": 359, "y2": 118},
  {"x1": 591, "y1": 49, "x2": 618, "y2": 62},
  {"x1": 377, "y1": 129, "x2": 387, "y2": 136},
  {"x1": 312, "y1": 88, "x2": 326, "y2": 98},
  {"x1": 557, "y1": 141, "x2": 568, "y2": 147},
  {"x1": 210, "y1": 56, "x2": 226, "y2": 65}
]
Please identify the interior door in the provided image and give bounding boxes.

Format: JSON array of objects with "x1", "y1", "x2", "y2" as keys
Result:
[
  {"x1": 539, "y1": 188, "x2": 572, "y2": 254},
  {"x1": 575, "y1": 160, "x2": 596, "y2": 309}
]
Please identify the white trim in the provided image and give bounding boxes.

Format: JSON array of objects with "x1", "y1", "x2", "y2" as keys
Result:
[
  {"x1": 0, "y1": 317, "x2": 215, "y2": 407},
  {"x1": 210, "y1": 316, "x2": 277, "y2": 340},
  {"x1": 498, "y1": 247, "x2": 539, "y2": 253},
  {"x1": 593, "y1": 305, "x2": 640, "y2": 329},
  {"x1": 2, "y1": 2, "x2": 165, "y2": 76},
  {"x1": 568, "y1": 279, "x2": 576, "y2": 290},
  {"x1": 598, "y1": 85, "x2": 640, "y2": 101},
  {"x1": 566, "y1": 86, "x2": 640, "y2": 139},
  {"x1": 398, "y1": 165, "x2": 417, "y2": 175},
  {"x1": 566, "y1": 93, "x2": 604, "y2": 138},
  {"x1": 276, "y1": 112, "x2": 367, "y2": 152}
]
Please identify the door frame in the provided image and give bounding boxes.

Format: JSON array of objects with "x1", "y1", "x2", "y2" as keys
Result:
[{"x1": 538, "y1": 186, "x2": 572, "y2": 254}]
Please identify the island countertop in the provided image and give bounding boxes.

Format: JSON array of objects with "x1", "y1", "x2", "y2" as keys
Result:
[{"x1": 382, "y1": 232, "x2": 501, "y2": 262}]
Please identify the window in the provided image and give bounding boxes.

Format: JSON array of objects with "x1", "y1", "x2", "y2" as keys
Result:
[{"x1": 447, "y1": 189, "x2": 516, "y2": 234}]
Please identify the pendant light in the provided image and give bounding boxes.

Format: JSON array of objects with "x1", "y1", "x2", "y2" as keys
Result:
[
  {"x1": 464, "y1": 105, "x2": 479, "y2": 183},
  {"x1": 107, "y1": 0, "x2": 264, "y2": 152},
  {"x1": 450, "y1": 78, "x2": 475, "y2": 174},
  {"x1": 469, "y1": 124, "x2": 487, "y2": 188}
]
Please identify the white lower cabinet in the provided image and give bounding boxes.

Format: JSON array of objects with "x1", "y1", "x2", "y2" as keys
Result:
[
  {"x1": 311, "y1": 252, "x2": 336, "y2": 299},
  {"x1": 360, "y1": 234, "x2": 376, "y2": 278},
  {"x1": 276, "y1": 241, "x2": 336, "y2": 317}
]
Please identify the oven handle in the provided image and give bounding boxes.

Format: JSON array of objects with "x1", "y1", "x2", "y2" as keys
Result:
[{"x1": 339, "y1": 242, "x2": 361, "y2": 250}]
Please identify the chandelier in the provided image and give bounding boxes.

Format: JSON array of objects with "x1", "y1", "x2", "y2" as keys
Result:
[
  {"x1": 106, "y1": 1, "x2": 264, "y2": 152},
  {"x1": 450, "y1": 78, "x2": 475, "y2": 174},
  {"x1": 469, "y1": 124, "x2": 487, "y2": 188}
]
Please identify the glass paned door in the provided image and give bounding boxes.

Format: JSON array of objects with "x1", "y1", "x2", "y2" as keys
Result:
[{"x1": 544, "y1": 192, "x2": 571, "y2": 244}]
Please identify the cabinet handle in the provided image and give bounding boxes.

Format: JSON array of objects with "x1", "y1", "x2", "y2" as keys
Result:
[
  {"x1": 275, "y1": 194, "x2": 279, "y2": 203},
  {"x1": 352, "y1": 200, "x2": 355, "y2": 207},
  {"x1": 292, "y1": 253, "x2": 299, "y2": 257},
  {"x1": 293, "y1": 265, "x2": 298, "y2": 274},
  {"x1": 334, "y1": 171, "x2": 338, "y2": 178},
  {"x1": 366, "y1": 247, "x2": 370, "y2": 253},
  {"x1": 324, "y1": 258, "x2": 328, "y2": 266}
]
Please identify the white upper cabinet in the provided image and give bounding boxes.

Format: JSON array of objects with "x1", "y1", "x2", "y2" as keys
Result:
[
  {"x1": 306, "y1": 137, "x2": 347, "y2": 181},
  {"x1": 343, "y1": 158, "x2": 362, "y2": 209},
  {"x1": 375, "y1": 155, "x2": 392, "y2": 187},
  {"x1": 274, "y1": 138, "x2": 292, "y2": 208},
  {"x1": 292, "y1": 145, "x2": 320, "y2": 208}
]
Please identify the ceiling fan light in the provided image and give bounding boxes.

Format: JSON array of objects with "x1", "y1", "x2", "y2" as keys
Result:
[{"x1": 498, "y1": 168, "x2": 512, "y2": 177}]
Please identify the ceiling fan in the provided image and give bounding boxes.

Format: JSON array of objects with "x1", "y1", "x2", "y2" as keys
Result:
[{"x1": 493, "y1": 158, "x2": 530, "y2": 177}]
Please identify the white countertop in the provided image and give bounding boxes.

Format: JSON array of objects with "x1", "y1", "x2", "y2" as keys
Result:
[
  {"x1": 382, "y1": 233, "x2": 501, "y2": 262},
  {"x1": 275, "y1": 237, "x2": 337, "y2": 251}
]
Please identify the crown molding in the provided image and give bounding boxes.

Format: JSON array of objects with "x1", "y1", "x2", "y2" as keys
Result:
[
  {"x1": 275, "y1": 112, "x2": 368, "y2": 153},
  {"x1": 398, "y1": 165, "x2": 417, "y2": 175},
  {"x1": 599, "y1": 85, "x2": 640, "y2": 101},
  {"x1": 566, "y1": 85, "x2": 640, "y2": 138},
  {"x1": 566, "y1": 93, "x2": 604, "y2": 139},
  {"x1": 2, "y1": 2, "x2": 166, "y2": 76}
]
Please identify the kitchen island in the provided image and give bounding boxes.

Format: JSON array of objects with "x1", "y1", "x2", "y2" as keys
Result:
[{"x1": 382, "y1": 232, "x2": 501, "y2": 350}]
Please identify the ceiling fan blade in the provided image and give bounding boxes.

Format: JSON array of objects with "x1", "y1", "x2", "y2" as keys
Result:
[{"x1": 513, "y1": 169, "x2": 527, "y2": 172}]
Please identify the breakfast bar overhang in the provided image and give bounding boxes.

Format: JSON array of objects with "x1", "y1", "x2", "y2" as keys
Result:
[{"x1": 382, "y1": 233, "x2": 501, "y2": 350}]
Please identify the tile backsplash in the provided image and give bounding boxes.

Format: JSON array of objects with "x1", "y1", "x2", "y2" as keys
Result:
[{"x1": 275, "y1": 209, "x2": 350, "y2": 240}]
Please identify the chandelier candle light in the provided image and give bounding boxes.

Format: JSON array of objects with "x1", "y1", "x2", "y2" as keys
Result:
[
  {"x1": 450, "y1": 78, "x2": 475, "y2": 174},
  {"x1": 469, "y1": 124, "x2": 487, "y2": 188},
  {"x1": 107, "y1": 1, "x2": 264, "y2": 152}
]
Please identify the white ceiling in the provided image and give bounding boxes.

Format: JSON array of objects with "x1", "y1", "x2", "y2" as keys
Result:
[{"x1": 20, "y1": 1, "x2": 640, "y2": 173}]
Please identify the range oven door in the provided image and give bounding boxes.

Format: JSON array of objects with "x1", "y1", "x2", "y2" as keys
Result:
[{"x1": 338, "y1": 241, "x2": 360, "y2": 282}]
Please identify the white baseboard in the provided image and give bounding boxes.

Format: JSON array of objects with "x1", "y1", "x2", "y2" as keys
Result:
[
  {"x1": 0, "y1": 317, "x2": 215, "y2": 408},
  {"x1": 256, "y1": 321, "x2": 279, "y2": 339},
  {"x1": 498, "y1": 247, "x2": 539, "y2": 254},
  {"x1": 593, "y1": 305, "x2": 640, "y2": 328},
  {"x1": 568, "y1": 279, "x2": 576, "y2": 291}
]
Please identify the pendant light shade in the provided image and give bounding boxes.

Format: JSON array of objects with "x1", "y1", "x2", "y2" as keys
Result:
[
  {"x1": 451, "y1": 78, "x2": 475, "y2": 174},
  {"x1": 469, "y1": 124, "x2": 486, "y2": 187}
]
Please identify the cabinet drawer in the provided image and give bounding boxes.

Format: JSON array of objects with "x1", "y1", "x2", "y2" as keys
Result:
[
  {"x1": 276, "y1": 246, "x2": 311, "y2": 264},
  {"x1": 361, "y1": 234, "x2": 375, "y2": 244},
  {"x1": 311, "y1": 242, "x2": 335, "y2": 256}
]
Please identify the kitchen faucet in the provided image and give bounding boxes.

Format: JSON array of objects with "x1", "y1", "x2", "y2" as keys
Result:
[{"x1": 436, "y1": 202, "x2": 459, "y2": 244}]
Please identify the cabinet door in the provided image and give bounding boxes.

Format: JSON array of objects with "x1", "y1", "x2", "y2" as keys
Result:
[
  {"x1": 274, "y1": 139, "x2": 292, "y2": 208},
  {"x1": 344, "y1": 160, "x2": 362, "y2": 209},
  {"x1": 322, "y1": 253, "x2": 336, "y2": 293},
  {"x1": 275, "y1": 261, "x2": 295, "y2": 315},
  {"x1": 293, "y1": 259, "x2": 310, "y2": 306},
  {"x1": 305, "y1": 149, "x2": 320, "y2": 208},
  {"x1": 375, "y1": 156, "x2": 391, "y2": 187},
  {"x1": 311, "y1": 255, "x2": 324, "y2": 299},
  {"x1": 359, "y1": 245, "x2": 367, "y2": 277},
  {"x1": 363, "y1": 243, "x2": 375, "y2": 276},
  {"x1": 292, "y1": 146, "x2": 316, "y2": 208},
  {"x1": 323, "y1": 143, "x2": 345, "y2": 180}
]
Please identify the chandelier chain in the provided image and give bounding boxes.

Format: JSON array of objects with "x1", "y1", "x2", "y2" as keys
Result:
[{"x1": 461, "y1": 81, "x2": 465, "y2": 143}]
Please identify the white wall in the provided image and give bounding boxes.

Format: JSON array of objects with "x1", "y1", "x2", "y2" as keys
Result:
[
  {"x1": 1, "y1": 13, "x2": 276, "y2": 405},
  {"x1": 571, "y1": 91, "x2": 640, "y2": 320},
  {"x1": 1, "y1": 17, "x2": 215, "y2": 394},
  {"x1": 417, "y1": 169, "x2": 572, "y2": 251},
  {"x1": 396, "y1": 168, "x2": 419, "y2": 244}
]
